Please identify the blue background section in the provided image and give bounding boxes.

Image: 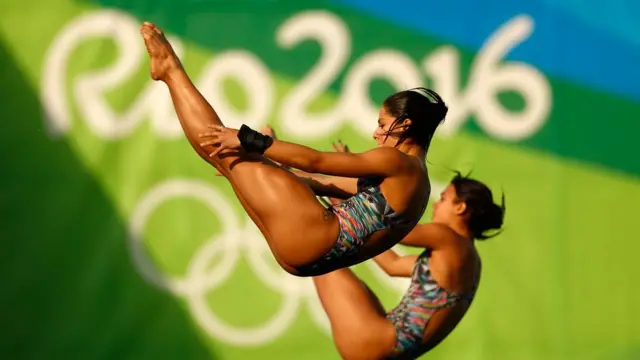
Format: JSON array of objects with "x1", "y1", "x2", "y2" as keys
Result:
[{"x1": 331, "y1": 0, "x2": 640, "y2": 101}]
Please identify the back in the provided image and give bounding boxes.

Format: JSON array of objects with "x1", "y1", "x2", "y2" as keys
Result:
[
  {"x1": 385, "y1": 241, "x2": 481, "y2": 358},
  {"x1": 358, "y1": 156, "x2": 431, "y2": 256},
  {"x1": 333, "y1": 170, "x2": 430, "y2": 265},
  {"x1": 421, "y1": 239, "x2": 481, "y2": 354},
  {"x1": 318, "y1": 154, "x2": 429, "y2": 272},
  {"x1": 378, "y1": 155, "x2": 431, "y2": 219}
]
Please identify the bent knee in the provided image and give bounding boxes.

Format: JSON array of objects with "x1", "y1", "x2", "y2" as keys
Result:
[{"x1": 333, "y1": 325, "x2": 395, "y2": 360}]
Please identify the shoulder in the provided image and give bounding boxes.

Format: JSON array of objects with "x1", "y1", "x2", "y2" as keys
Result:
[
  {"x1": 419, "y1": 223, "x2": 463, "y2": 246},
  {"x1": 364, "y1": 146, "x2": 404, "y2": 158},
  {"x1": 362, "y1": 147, "x2": 416, "y2": 169},
  {"x1": 417, "y1": 223, "x2": 456, "y2": 237}
]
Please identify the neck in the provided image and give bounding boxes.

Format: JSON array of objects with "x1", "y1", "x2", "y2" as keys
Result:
[
  {"x1": 395, "y1": 141, "x2": 426, "y2": 159},
  {"x1": 435, "y1": 218, "x2": 473, "y2": 241}
]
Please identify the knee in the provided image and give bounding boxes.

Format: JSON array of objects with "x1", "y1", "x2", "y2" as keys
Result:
[
  {"x1": 332, "y1": 321, "x2": 397, "y2": 360},
  {"x1": 333, "y1": 329, "x2": 381, "y2": 360}
]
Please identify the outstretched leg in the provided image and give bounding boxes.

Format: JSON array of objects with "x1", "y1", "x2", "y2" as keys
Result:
[
  {"x1": 313, "y1": 270, "x2": 397, "y2": 360},
  {"x1": 140, "y1": 23, "x2": 339, "y2": 272}
]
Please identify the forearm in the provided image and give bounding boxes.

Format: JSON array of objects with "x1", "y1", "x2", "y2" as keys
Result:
[
  {"x1": 373, "y1": 251, "x2": 417, "y2": 277},
  {"x1": 262, "y1": 140, "x2": 325, "y2": 173},
  {"x1": 294, "y1": 171, "x2": 355, "y2": 199},
  {"x1": 373, "y1": 251, "x2": 403, "y2": 276}
]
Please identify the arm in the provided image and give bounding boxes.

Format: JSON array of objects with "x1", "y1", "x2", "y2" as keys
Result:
[
  {"x1": 398, "y1": 223, "x2": 455, "y2": 249},
  {"x1": 293, "y1": 171, "x2": 358, "y2": 199},
  {"x1": 291, "y1": 139, "x2": 358, "y2": 198},
  {"x1": 373, "y1": 249, "x2": 418, "y2": 277},
  {"x1": 263, "y1": 141, "x2": 411, "y2": 177},
  {"x1": 200, "y1": 126, "x2": 406, "y2": 177}
]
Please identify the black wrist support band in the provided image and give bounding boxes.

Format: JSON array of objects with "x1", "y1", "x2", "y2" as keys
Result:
[{"x1": 237, "y1": 124, "x2": 274, "y2": 154}]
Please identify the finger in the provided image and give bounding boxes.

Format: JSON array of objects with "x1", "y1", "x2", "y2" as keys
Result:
[
  {"x1": 331, "y1": 142, "x2": 338, "y2": 152},
  {"x1": 205, "y1": 124, "x2": 224, "y2": 130},
  {"x1": 260, "y1": 125, "x2": 272, "y2": 133},
  {"x1": 198, "y1": 131, "x2": 220, "y2": 138},
  {"x1": 209, "y1": 145, "x2": 226, "y2": 158},
  {"x1": 200, "y1": 139, "x2": 220, "y2": 147},
  {"x1": 338, "y1": 139, "x2": 349, "y2": 152}
]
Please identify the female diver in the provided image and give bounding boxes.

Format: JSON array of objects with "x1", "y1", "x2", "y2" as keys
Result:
[
  {"x1": 309, "y1": 168, "x2": 505, "y2": 359},
  {"x1": 140, "y1": 22, "x2": 447, "y2": 276},
  {"x1": 267, "y1": 135, "x2": 505, "y2": 359}
]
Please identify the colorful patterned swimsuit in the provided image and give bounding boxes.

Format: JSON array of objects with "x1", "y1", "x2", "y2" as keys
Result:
[
  {"x1": 304, "y1": 176, "x2": 427, "y2": 273},
  {"x1": 385, "y1": 249, "x2": 477, "y2": 359}
]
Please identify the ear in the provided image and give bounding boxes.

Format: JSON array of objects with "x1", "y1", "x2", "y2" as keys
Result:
[
  {"x1": 401, "y1": 117, "x2": 413, "y2": 128},
  {"x1": 453, "y1": 200, "x2": 466, "y2": 216}
]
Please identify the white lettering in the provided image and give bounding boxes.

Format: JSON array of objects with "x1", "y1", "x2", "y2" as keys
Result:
[
  {"x1": 41, "y1": 10, "x2": 551, "y2": 142},
  {"x1": 197, "y1": 51, "x2": 274, "y2": 130},
  {"x1": 343, "y1": 49, "x2": 423, "y2": 134},
  {"x1": 276, "y1": 10, "x2": 350, "y2": 137},
  {"x1": 425, "y1": 15, "x2": 551, "y2": 140}
]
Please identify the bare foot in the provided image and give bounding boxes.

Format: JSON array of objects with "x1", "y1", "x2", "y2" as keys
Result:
[{"x1": 139, "y1": 22, "x2": 182, "y2": 81}]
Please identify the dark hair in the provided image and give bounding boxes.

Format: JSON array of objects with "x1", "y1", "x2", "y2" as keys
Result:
[
  {"x1": 382, "y1": 87, "x2": 448, "y2": 148},
  {"x1": 450, "y1": 173, "x2": 505, "y2": 240}
]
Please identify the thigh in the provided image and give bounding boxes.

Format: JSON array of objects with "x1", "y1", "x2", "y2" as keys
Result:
[
  {"x1": 229, "y1": 162, "x2": 340, "y2": 268},
  {"x1": 313, "y1": 269, "x2": 396, "y2": 360}
]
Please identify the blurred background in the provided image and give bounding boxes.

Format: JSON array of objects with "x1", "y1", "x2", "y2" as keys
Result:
[{"x1": 1, "y1": 0, "x2": 639, "y2": 359}]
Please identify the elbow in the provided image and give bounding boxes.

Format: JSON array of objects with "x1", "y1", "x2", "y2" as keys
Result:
[
  {"x1": 384, "y1": 260, "x2": 412, "y2": 278},
  {"x1": 383, "y1": 267, "x2": 403, "y2": 278}
]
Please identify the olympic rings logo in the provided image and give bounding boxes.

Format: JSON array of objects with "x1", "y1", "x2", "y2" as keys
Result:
[{"x1": 127, "y1": 179, "x2": 442, "y2": 346}]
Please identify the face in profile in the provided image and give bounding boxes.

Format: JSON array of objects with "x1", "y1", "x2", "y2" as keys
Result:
[
  {"x1": 432, "y1": 184, "x2": 465, "y2": 223},
  {"x1": 372, "y1": 106, "x2": 410, "y2": 147}
]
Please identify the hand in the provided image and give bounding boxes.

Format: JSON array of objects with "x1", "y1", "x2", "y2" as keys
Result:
[
  {"x1": 210, "y1": 125, "x2": 277, "y2": 176},
  {"x1": 331, "y1": 139, "x2": 350, "y2": 153},
  {"x1": 199, "y1": 124, "x2": 241, "y2": 158},
  {"x1": 260, "y1": 124, "x2": 277, "y2": 139}
]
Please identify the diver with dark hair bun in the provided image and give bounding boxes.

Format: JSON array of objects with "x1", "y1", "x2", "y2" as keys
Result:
[
  {"x1": 309, "y1": 169, "x2": 505, "y2": 359},
  {"x1": 140, "y1": 21, "x2": 450, "y2": 277},
  {"x1": 207, "y1": 119, "x2": 504, "y2": 360}
]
